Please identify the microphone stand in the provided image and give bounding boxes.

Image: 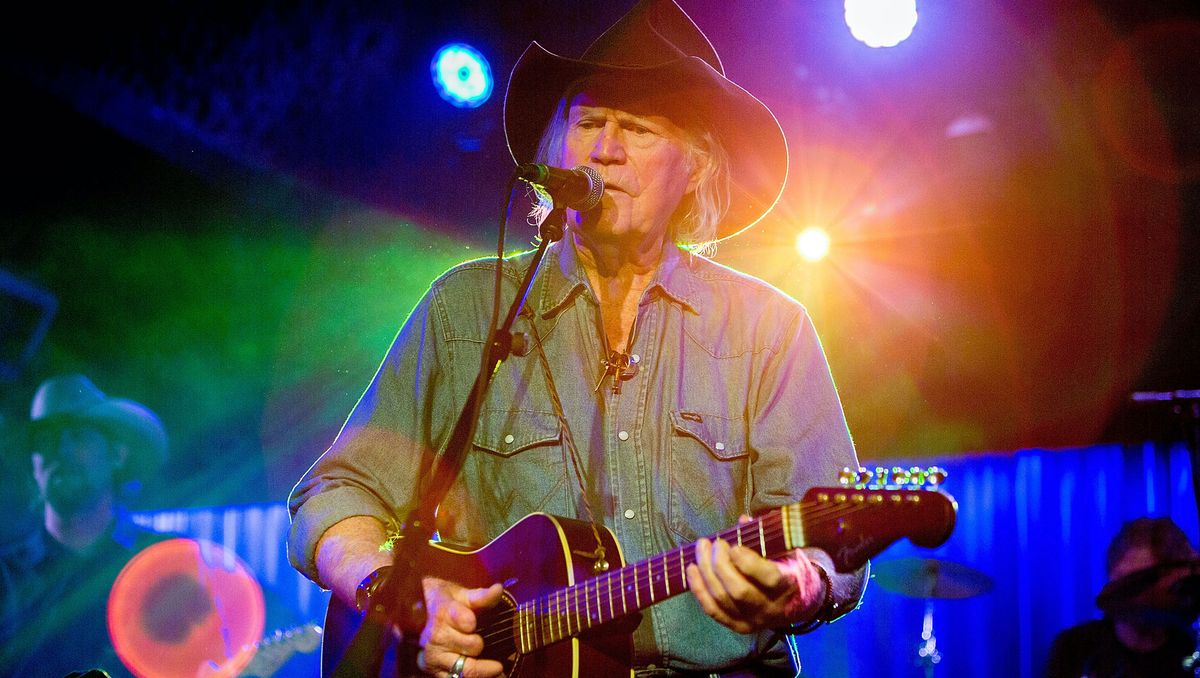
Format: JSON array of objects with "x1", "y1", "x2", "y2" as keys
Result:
[
  {"x1": 332, "y1": 182, "x2": 567, "y2": 677},
  {"x1": 389, "y1": 210, "x2": 564, "y2": 626}
]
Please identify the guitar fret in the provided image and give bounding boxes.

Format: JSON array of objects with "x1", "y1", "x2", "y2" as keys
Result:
[
  {"x1": 679, "y1": 549, "x2": 686, "y2": 591},
  {"x1": 583, "y1": 580, "x2": 591, "y2": 628},
  {"x1": 648, "y1": 559, "x2": 656, "y2": 602},
  {"x1": 620, "y1": 567, "x2": 628, "y2": 614},
  {"x1": 606, "y1": 572, "x2": 615, "y2": 621},
  {"x1": 557, "y1": 589, "x2": 566, "y2": 640},
  {"x1": 517, "y1": 604, "x2": 525, "y2": 654},
  {"x1": 663, "y1": 555, "x2": 670, "y2": 597},
  {"x1": 575, "y1": 584, "x2": 582, "y2": 634}
]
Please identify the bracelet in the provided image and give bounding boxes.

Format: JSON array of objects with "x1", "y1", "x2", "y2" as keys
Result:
[
  {"x1": 775, "y1": 562, "x2": 835, "y2": 636},
  {"x1": 355, "y1": 565, "x2": 394, "y2": 614}
]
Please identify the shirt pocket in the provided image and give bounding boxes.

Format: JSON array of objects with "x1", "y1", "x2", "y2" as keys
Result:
[
  {"x1": 667, "y1": 410, "x2": 750, "y2": 541},
  {"x1": 466, "y1": 410, "x2": 569, "y2": 530}
]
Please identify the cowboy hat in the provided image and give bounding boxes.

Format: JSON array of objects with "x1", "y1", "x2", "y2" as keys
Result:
[
  {"x1": 503, "y1": 0, "x2": 788, "y2": 242},
  {"x1": 29, "y1": 373, "x2": 167, "y2": 478}
]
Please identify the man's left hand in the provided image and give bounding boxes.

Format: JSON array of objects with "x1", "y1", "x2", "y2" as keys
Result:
[{"x1": 686, "y1": 517, "x2": 825, "y2": 634}]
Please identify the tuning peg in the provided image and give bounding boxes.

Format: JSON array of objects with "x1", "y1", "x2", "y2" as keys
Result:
[
  {"x1": 907, "y1": 466, "x2": 927, "y2": 487},
  {"x1": 873, "y1": 466, "x2": 891, "y2": 487},
  {"x1": 839, "y1": 467, "x2": 857, "y2": 486},
  {"x1": 891, "y1": 466, "x2": 912, "y2": 486},
  {"x1": 926, "y1": 466, "x2": 948, "y2": 487},
  {"x1": 857, "y1": 467, "x2": 875, "y2": 486}
]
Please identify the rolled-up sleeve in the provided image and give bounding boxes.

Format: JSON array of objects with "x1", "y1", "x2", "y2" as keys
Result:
[{"x1": 287, "y1": 285, "x2": 450, "y2": 585}]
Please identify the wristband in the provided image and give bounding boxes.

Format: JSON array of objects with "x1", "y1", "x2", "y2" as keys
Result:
[
  {"x1": 355, "y1": 565, "x2": 394, "y2": 614},
  {"x1": 776, "y1": 562, "x2": 835, "y2": 636}
]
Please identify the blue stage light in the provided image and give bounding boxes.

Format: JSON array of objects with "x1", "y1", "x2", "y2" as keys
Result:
[{"x1": 431, "y1": 43, "x2": 493, "y2": 108}]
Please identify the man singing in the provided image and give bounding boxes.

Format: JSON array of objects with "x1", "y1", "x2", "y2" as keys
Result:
[{"x1": 289, "y1": 1, "x2": 868, "y2": 675}]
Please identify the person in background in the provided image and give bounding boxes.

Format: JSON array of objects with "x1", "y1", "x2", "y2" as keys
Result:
[
  {"x1": 1047, "y1": 516, "x2": 1200, "y2": 678},
  {"x1": 0, "y1": 373, "x2": 168, "y2": 678}
]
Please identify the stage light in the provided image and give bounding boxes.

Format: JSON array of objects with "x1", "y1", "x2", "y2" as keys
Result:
[
  {"x1": 431, "y1": 43, "x2": 493, "y2": 108},
  {"x1": 844, "y1": 0, "x2": 918, "y2": 48},
  {"x1": 796, "y1": 227, "x2": 831, "y2": 262}
]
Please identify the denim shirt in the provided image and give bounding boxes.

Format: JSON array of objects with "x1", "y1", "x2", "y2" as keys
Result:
[{"x1": 288, "y1": 238, "x2": 858, "y2": 673}]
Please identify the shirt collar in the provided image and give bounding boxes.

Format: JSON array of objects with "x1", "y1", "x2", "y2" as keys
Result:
[{"x1": 535, "y1": 235, "x2": 704, "y2": 318}]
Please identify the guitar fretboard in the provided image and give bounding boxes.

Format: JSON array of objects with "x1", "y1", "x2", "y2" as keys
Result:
[{"x1": 508, "y1": 506, "x2": 800, "y2": 653}]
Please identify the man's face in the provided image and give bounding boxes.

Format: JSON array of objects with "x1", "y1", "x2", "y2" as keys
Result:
[
  {"x1": 30, "y1": 422, "x2": 123, "y2": 515},
  {"x1": 559, "y1": 90, "x2": 698, "y2": 246}
]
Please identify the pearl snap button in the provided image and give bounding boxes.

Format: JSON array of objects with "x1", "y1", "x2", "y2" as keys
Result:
[
  {"x1": 630, "y1": 354, "x2": 641, "y2": 364},
  {"x1": 618, "y1": 430, "x2": 629, "y2": 441},
  {"x1": 715, "y1": 442, "x2": 725, "y2": 451},
  {"x1": 624, "y1": 509, "x2": 636, "y2": 519},
  {"x1": 504, "y1": 434, "x2": 515, "y2": 444}
]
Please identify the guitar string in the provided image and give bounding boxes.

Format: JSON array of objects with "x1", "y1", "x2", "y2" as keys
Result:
[
  {"x1": 478, "y1": 494, "x2": 927, "y2": 646},
  {"x1": 476, "y1": 494, "x2": 930, "y2": 647},
  {"x1": 475, "y1": 496, "x2": 907, "y2": 646},
  {"x1": 486, "y1": 491, "x2": 941, "y2": 646},
  {"x1": 490, "y1": 490, "x2": 945, "y2": 647}
]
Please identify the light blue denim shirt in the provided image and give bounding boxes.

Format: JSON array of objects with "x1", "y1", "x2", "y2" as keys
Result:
[{"x1": 289, "y1": 237, "x2": 859, "y2": 673}]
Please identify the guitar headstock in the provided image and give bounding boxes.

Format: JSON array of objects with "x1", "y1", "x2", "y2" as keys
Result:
[{"x1": 795, "y1": 466, "x2": 958, "y2": 572}]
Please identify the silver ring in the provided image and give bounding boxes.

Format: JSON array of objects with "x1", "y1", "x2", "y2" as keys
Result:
[{"x1": 448, "y1": 654, "x2": 467, "y2": 678}]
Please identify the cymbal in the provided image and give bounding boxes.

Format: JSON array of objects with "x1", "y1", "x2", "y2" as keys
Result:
[{"x1": 873, "y1": 557, "x2": 994, "y2": 599}]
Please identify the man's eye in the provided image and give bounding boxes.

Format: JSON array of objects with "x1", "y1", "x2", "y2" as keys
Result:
[{"x1": 575, "y1": 119, "x2": 600, "y2": 130}]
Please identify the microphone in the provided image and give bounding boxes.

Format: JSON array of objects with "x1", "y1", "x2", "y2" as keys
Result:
[{"x1": 515, "y1": 163, "x2": 605, "y2": 212}]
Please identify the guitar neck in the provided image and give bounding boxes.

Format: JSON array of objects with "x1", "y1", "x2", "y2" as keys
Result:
[{"x1": 512, "y1": 506, "x2": 800, "y2": 653}]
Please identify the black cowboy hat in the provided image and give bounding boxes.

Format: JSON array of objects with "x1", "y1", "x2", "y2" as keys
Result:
[
  {"x1": 29, "y1": 373, "x2": 168, "y2": 479},
  {"x1": 503, "y1": 0, "x2": 788, "y2": 242}
]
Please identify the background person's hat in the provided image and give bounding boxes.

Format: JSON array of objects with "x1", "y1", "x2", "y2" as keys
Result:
[
  {"x1": 503, "y1": 0, "x2": 789, "y2": 243},
  {"x1": 29, "y1": 373, "x2": 168, "y2": 478}
]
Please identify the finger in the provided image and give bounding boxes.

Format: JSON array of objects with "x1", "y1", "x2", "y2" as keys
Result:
[
  {"x1": 738, "y1": 514, "x2": 753, "y2": 525},
  {"x1": 465, "y1": 582, "x2": 505, "y2": 609},
  {"x1": 417, "y1": 619, "x2": 482, "y2": 657},
  {"x1": 687, "y1": 563, "x2": 752, "y2": 634},
  {"x1": 729, "y1": 545, "x2": 789, "y2": 594},
  {"x1": 419, "y1": 646, "x2": 499, "y2": 678},
  {"x1": 713, "y1": 538, "x2": 768, "y2": 605},
  {"x1": 692, "y1": 539, "x2": 725, "y2": 608},
  {"x1": 460, "y1": 655, "x2": 507, "y2": 678},
  {"x1": 694, "y1": 538, "x2": 746, "y2": 620}
]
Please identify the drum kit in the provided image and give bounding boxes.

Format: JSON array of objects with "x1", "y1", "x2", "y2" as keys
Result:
[
  {"x1": 872, "y1": 557, "x2": 994, "y2": 677},
  {"x1": 874, "y1": 555, "x2": 1200, "y2": 676}
]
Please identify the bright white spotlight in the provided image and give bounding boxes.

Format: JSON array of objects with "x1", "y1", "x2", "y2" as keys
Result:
[
  {"x1": 795, "y1": 227, "x2": 831, "y2": 262},
  {"x1": 845, "y1": 0, "x2": 918, "y2": 48},
  {"x1": 431, "y1": 43, "x2": 493, "y2": 108}
]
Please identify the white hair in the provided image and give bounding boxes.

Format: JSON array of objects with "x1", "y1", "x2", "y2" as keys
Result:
[{"x1": 534, "y1": 95, "x2": 731, "y2": 253}]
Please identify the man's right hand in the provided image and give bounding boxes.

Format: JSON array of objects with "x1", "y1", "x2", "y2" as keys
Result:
[{"x1": 415, "y1": 576, "x2": 505, "y2": 678}]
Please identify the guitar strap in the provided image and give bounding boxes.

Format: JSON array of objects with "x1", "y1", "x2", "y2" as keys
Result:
[{"x1": 527, "y1": 312, "x2": 611, "y2": 572}]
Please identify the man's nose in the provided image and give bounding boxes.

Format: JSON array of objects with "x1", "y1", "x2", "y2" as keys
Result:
[{"x1": 590, "y1": 122, "x2": 627, "y2": 164}]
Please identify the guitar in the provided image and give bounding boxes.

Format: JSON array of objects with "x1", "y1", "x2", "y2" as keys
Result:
[
  {"x1": 322, "y1": 467, "x2": 958, "y2": 677},
  {"x1": 238, "y1": 622, "x2": 323, "y2": 678}
]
